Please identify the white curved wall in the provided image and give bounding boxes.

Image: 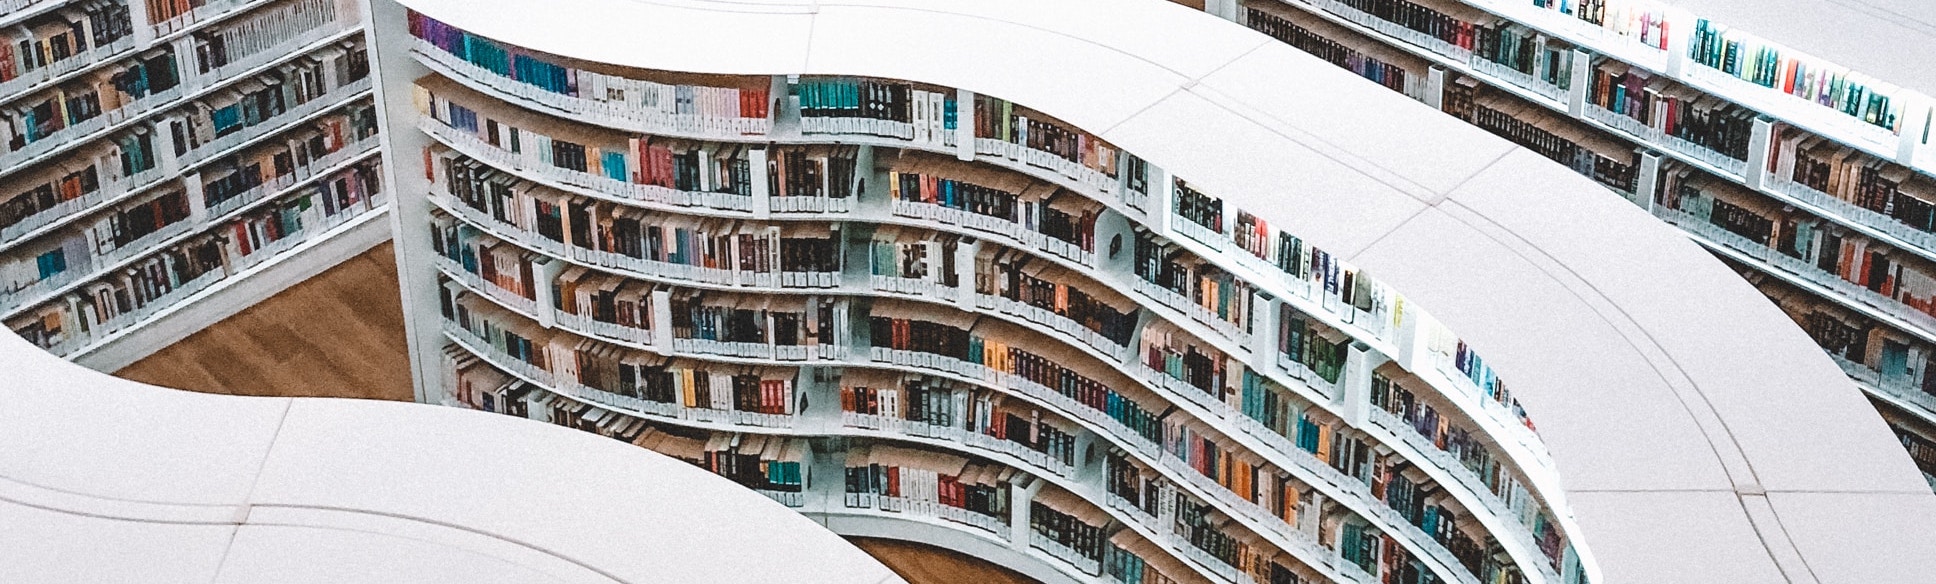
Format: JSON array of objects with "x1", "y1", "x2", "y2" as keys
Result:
[
  {"x1": 375, "y1": 0, "x2": 1936, "y2": 583},
  {"x1": 0, "y1": 330, "x2": 904, "y2": 584}
]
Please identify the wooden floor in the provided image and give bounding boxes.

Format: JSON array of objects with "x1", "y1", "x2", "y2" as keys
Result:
[
  {"x1": 114, "y1": 242, "x2": 415, "y2": 402},
  {"x1": 114, "y1": 245, "x2": 1034, "y2": 581},
  {"x1": 849, "y1": 537, "x2": 1042, "y2": 584}
]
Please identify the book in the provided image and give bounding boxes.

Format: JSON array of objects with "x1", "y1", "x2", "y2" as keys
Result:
[
  {"x1": 975, "y1": 246, "x2": 1136, "y2": 347},
  {"x1": 1690, "y1": 19, "x2": 1901, "y2": 132},
  {"x1": 1245, "y1": 7, "x2": 1422, "y2": 97},
  {"x1": 410, "y1": 10, "x2": 771, "y2": 135}
]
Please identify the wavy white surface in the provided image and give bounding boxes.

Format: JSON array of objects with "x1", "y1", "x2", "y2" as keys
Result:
[
  {"x1": 0, "y1": 330, "x2": 903, "y2": 584},
  {"x1": 380, "y1": 0, "x2": 1936, "y2": 582}
]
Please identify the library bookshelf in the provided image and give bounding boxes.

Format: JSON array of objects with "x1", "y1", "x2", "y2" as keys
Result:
[
  {"x1": 0, "y1": 329, "x2": 906, "y2": 584},
  {"x1": 1189, "y1": 0, "x2": 1936, "y2": 489},
  {"x1": 0, "y1": 0, "x2": 392, "y2": 369},
  {"x1": 371, "y1": 1, "x2": 1936, "y2": 584}
]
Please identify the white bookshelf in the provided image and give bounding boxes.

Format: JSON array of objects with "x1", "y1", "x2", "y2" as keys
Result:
[{"x1": 0, "y1": 0, "x2": 391, "y2": 368}]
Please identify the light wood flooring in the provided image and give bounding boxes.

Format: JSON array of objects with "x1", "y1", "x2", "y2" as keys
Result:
[
  {"x1": 114, "y1": 242, "x2": 415, "y2": 401},
  {"x1": 849, "y1": 537, "x2": 1043, "y2": 584}
]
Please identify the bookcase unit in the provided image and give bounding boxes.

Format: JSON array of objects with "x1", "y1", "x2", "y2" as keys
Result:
[
  {"x1": 0, "y1": 0, "x2": 391, "y2": 371},
  {"x1": 1184, "y1": 0, "x2": 1936, "y2": 489},
  {"x1": 374, "y1": 5, "x2": 1602, "y2": 584}
]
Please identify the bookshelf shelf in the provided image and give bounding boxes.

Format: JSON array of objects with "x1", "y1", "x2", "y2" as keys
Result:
[
  {"x1": 0, "y1": 22, "x2": 364, "y2": 184},
  {"x1": 0, "y1": 94, "x2": 378, "y2": 322}
]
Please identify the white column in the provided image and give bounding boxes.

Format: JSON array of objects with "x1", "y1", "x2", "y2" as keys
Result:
[
  {"x1": 181, "y1": 170, "x2": 208, "y2": 222},
  {"x1": 1206, "y1": 0, "x2": 1243, "y2": 22},
  {"x1": 955, "y1": 88, "x2": 977, "y2": 161},
  {"x1": 1745, "y1": 117, "x2": 1775, "y2": 188},
  {"x1": 128, "y1": 1, "x2": 157, "y2": 49},
  {"x1": 955, "y1": 237, "x2": 979, "y2": 310},
  {"x1": 749, "y1": 147, "x2": 771, "y2": 220},
  {"x1": 532, "y1": 256, "x2": 562, "y2": 329},
  {"x1": 1633, "y1": 151, "x2": 1664, "y2": 210},
  {"x1": 651, "y1": 289, "x2": 674, "y2": 349},
  {"x1": 1663, "y1": 9, "x2": 1695, "y2": 79},
  {"x1": 1567, "y1": 50, "x2": 1591, "y2": 117},
  {"x1": 1147, "y1": 164, "x2": 1174, "y2": 239},
  {"x1": 1009, "y1": 476, "x2": 1043, "y2": 548},
  {"x1": 1425, "y1": 66, "x2": 1447, "y2": 111},
  {"x1": 1897, "y1": 97, "x2": 1929, "y2": 166},
  {"x1": 1338, "y1": 342, "x2": 1378, "y2": 427}
]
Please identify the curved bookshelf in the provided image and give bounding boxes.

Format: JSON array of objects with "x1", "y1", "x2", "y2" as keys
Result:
[{"x1": 393, "y1": 21, "x2": 1587, "y2": 584}]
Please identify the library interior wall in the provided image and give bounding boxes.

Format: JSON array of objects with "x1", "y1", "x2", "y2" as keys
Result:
[{"x1": 377, "y1": 0, "x2": 1936, "y2": 583}]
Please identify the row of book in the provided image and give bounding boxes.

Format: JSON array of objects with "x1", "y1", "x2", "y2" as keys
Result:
[
  {"x1": 844, "y1": 446, "x2": 1011, "y2": 521},
  {"x1": 1473, "y1": 21, "x2": 1573, "y2": 89},
  {"x1": 6, "y1": 159, "x2": 380, "y2": 354},
  {"x1": 1531, "y1": 0, "x2": 1672, "y2": 50},
  {"x1": 1588, "y1": 61, "x2": 1756, "y2": 161},
  {"x1": 0, "y1": 0, "x2": 133, "y2": 86},
  {"x1": 1772, "y1": 125, "x2": 1935, "y2": 233},
  {"x1": 1374, "y1": 368, "x2": 1566, "y2": 569},
  {"x1": 890, "y1": 169, "x2": 1099, "y2": 252},
  {"x1": 1688, "y1": 19, "x2": 1902, "y2": 131},
  {"x1": 1141, "y1": 323, "x2": 1234, "y2": 397},
  {"x1": 408, "y1": 11, "x2": 774, "y2": 141},
  {"x1": 1664, "y1": 168, "x2": 1936, "y2": 320},
  {"x1": 1333, "y1": 0, "x2": 1478, "y2": 54},
  {"x1": 1278, "y1": 308, "x2": 1350, "y2": 386},
  {"x1": 1031, "y1": 499, "x2": 1108, "y2": 563},
  {"x1": 3, "y1": 99, "x2": 374, "y2": 305},
  {"x1": 434, "y1": 153, "x2": 848, "y2": 275},
  {"x1": 1445, "y1": 78, "x2": 1640, "y2": 193},
  {"x1": 186, "y1": 0, "x2": 342, "y2": 77},
  {"x1": 794, "y1": 77, "x2": 952, "y2": 146},
  {"x1": 977, "y1": 254, "x2": 1136, "y2": 347},
  {"x1": 1246, "y1": 8, "x2": 1416, "y2": 96},
  {"x1": 575, "y1": 346, "x2": 797, "y2": 415},
  {"x1": 430, "y1": 220, "x2": 534, "y2": 299},
  {"x1": 1134, "y1": 232, "x2": 1260, "y2": 333},
  {"x1": 555, "y1": 265, "x2": 651, "y2": 332},
  {"x1": 971, "y1": 95, "x2": 1123, "y2": 181},
  {"x1": 670, "y1": 295, "x2": 817, "y2": 346},
  {"x1": 769, "y1": 146, "x2": 858, "y2": 199},
  {"x1": 868, "y1": 236, "x2": 955, "y2": 283},
  {"x1": 841, "y1": 376, "x2": 1079, "y2": 467}
]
